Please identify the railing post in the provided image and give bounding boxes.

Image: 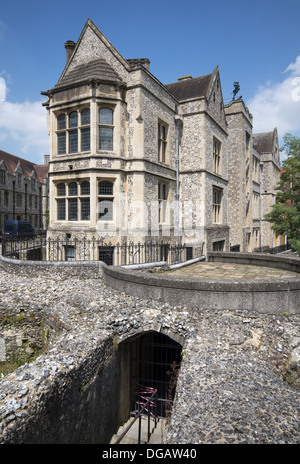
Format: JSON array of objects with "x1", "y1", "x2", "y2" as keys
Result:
[{"x1": 138, "y1": 414, "x2": 141, "y2": 444}]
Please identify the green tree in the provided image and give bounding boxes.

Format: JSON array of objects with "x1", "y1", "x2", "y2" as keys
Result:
[{"x1": 265, "y1": 133, "x2": 300, "y2": 254}]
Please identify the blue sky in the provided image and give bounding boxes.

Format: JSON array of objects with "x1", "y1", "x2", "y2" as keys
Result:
[{"x1": 1, "y1": 0, "x2": 300, "y2": 164}]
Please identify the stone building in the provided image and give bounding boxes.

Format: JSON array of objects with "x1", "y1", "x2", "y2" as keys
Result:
[
  {"x1": 41, "y1": 18, "x2": 280, "y2": 262},
  {"x1": 0, "y1": 151, "x2": 49, "y2": 231},
  {"x1": 224, "y1": 101, "x2": 281, "y2": 251}
]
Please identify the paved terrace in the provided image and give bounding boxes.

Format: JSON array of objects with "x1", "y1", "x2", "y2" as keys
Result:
[{"x1": 163, "y1": 261, "x2": 300, "y2": 280}]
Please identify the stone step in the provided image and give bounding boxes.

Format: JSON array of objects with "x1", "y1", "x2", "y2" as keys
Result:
[{"x1": 110, "y1": 415, "x2": 168, "y2": 445}]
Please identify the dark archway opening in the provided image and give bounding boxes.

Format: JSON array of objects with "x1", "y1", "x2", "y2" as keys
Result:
[{"x1": 129, "y1": 331, "x2": 182, "y2": 418}]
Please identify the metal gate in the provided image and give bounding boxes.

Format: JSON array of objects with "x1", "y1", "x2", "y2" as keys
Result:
[{"x1": 130, "y1": 332, "x2": 182, "y2": 418}]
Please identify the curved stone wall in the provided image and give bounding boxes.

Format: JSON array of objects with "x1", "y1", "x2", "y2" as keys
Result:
[{"x1": 103, "y1": 253, "x2": 300, "y2": 315}]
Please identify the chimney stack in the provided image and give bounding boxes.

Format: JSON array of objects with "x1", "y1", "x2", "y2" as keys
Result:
[{"x1": 64, "y1": 40, "x2": 76, "y2": 63}]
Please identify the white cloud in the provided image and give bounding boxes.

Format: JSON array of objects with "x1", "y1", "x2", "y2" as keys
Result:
[
  {"x1": 0, "y1": 77, "x2": 6, "y2": 101},
  {"x1": 0, "y1": 87, "x2": 49, "y2": 164},
  {"x1": 247, "y1": 55, "x2": 300, "y2": 139}
]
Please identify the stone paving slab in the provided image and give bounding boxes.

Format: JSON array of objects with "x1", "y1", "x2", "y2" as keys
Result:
[{"x1": 164, "y1": 262, "x2": 300, "y2": 280}]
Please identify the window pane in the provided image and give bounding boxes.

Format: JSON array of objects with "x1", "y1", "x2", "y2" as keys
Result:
[
  {"x1": 57, "y1": 199, "x2": 66, "y2": 220},
  {"x1": 57, "y1": 114, "x2": 66, "y2": 130},
  {"x1": 81, "y1": 181, "x2": 90, "y2": 195},
  {"x1": 69, "y1": 130, "x2": 78, "y2": 153},
  {"x1": 81, "y1": 108, "x2": 90, "y2": 126},
  {"x1": 68, "y1": 182, "x2": 78, "y2": 196},
  {"x1": 98, "y1": 199, "x2": 113, "y2": 221},
  {"x1": 69, "y1": 111, "x2": 78, "y2": 128},
  {"x1": 98, "y1": 181, "x2": 113, "y2": 195},
  {"x1": 99, "y1": 127, "x2": 113, "y2": 150},
  {"x1": 80, "y1": 181, "x2": 90, "y2": 195},
  {"x1": 57, "y1": 132, "x2": 66, "y2": 154},
  {"x1": 99, "y1": 246, "x2": 114, "y2": 265},
  {"x1": 81, "y1": 198, "x2": 90, "y2": 220},
  {"x1": 65, "y1": 246, "x2": 75, "y2": 261},
  {"x1": 68, "y1": 198, "x2": 78, "y2": 221},
  {"x1": 57, "y1": 183, "x2": 66, "y2": 196},
  {"x1": 99, "y1": 107, "x2": 113, "y2": 125},
  {"x1": 81, "y1": 127, "x2": 90, "y2": 151}
]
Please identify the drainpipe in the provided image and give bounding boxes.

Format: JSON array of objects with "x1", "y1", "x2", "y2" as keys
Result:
[
  {"x1": 259, "y1": 162, "x2": 263, "y2": 248},
  {"x1": 175, "y1": 117, "x2": 182, "y2": 255}
]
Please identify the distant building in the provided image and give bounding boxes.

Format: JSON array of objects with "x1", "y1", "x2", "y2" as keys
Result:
[
  {"x1": 0, "y1": 151, "x2": 49, "y2": 230},
  {"x1": 41, "y1": 18, "x2": 281, "y2": 262}
]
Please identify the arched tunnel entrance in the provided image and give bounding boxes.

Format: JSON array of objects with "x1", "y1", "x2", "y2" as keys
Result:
[{"x1": 128, "y1": 331, "x2": 182, "y2": 419}]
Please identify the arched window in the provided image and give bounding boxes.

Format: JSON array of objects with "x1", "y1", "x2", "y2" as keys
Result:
[
  {"x1": 80, "y1": 180, "x2": 90, "y2": 195},
  {"x1": 68, "y1": 182, "x2": 78, "y2": 196},
  {"x1": 57, "y1": 183, "x2": 66, "y2": 196}
]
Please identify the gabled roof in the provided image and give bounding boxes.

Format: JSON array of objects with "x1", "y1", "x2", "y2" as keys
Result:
[
  {"x1": 0, "y1": 150, "x2": 49, "y2": 182},
  {"x1": 165, "y1": 73, "x2": 214, "y2": 101},
  {"x1": 54, "y1": 59, "x2": 122, "y2": 90},
  {"x1": 253, "y1": 128, "x2": 278, "y2": 153},
  {"x1": 55, "y1": 18, "x2": 129, "y2": 88}
]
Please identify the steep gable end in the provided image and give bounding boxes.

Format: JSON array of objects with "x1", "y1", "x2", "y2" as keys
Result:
[{"x1": 57, "y1": 18, "x2": 129, "y2": 86}]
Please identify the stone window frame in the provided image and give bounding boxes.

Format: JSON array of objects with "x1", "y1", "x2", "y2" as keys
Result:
[
  {"x1": 98, "y1": 179, "x2": 114, "y2": 221},
  {"x1": 55, "y1": 179, "x2": 90, "y2": 221},
  {"x1": 98, "y1": 106, "x2": 114, "y2": 152},
  {"x1": 158, "y1": 120, "x2": 168, "y2": 164},
  {"x1": 213, "y1": 137, "x2": 221, "y2": 174},
  {"x1": 0, "y1": 169, "x2": 6, "y2": 184},
  {"x1": 16, "y1": 193, "x2": 22, "y2": 208},
  {"x1": 212, "y1": 186, "x2": 223, "y2": 224},
  {"x1": 56, "y1": 106, "x2": 91, "y2": 156},
  {"x1": 158, "y1": 181, "x2": 168, "y2": 224}
]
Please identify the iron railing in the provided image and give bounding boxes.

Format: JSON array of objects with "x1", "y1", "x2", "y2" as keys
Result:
[
  {"x1": 1, "y1": 234, "x2": 204, "y2": 266},
  {"x1": 114, "y1": 385, "x2": 158, "y2": 444}
]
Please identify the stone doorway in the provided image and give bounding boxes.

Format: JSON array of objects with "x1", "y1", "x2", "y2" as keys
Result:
[{"x1": 129, "y1": 331, "x2": 182, "y2": 418}]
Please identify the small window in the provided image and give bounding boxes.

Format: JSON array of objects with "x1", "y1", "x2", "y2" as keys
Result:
[
  {"x1": 98, "y1": 180, "x2": 113, "y2": 196},
  {"x1": 81, "y1": 198, "x2": 90, "y2": 220},
  {"x1": 98, "y1": 180, "x2": 114, "y2": 221},
  {"x1": 68, "y1": 182, "x2": 78, "y2": 196},
  {"x1": 80, "y1": 181, "x2": 90, "y2": 195},
  {"x1": 81, "y1": 108, "x2": 90, "y2": 126},
  {"x1": 69, "y1": 111, "x2": 78, "y2": 128},
  {"x1": 57, "y1": 183, "x2": 66, "y2": 196},
  {"x1": 98, "y1": 199, "x2": 113, "y2": 221},
  {"x1": 213, "y1": 187, "x2": 222, "y2": 223},
  {"x1": 99, "y1": 246, "x2": 114, "y2": 265},
  {"x1": 213, "y1": 240, "x2": 225, "y2": 251},
  {"x1": 99, "y1": 108, "x2": 113, "y2": 151},
  {"x1": 68, "y1": 198, "x2": 78, "y2": 221},
  {"x1": 57, "y1": 199, "x2": 66, "y2": 220},
  {"x1": 57, "y1": 114, "x2": 66, "y2": 130},
  {"x1": 69, "y1": 130, "x2": 78, "y2": 153},
  {"x1": 99, "y1": 108, "x2": 113, "y2": 125},
  {"x1": 213, "y1": 138, "x2": 221, "y2": 174},
  {"x1": 158, "y1": 182, "x2": 168, "y2": 223},
  {"x1": 81, "y1": 127, "x2": 90, "y2": 152},
  {"x1": 65, "y1": 245, "x2": 75, "y2": 261},
  {"x1": 57, "y1": 132, "x2": 66, "y2": 155},
  {"x1": 158, "y1": 121, "x2": 168, "y2": 163}
]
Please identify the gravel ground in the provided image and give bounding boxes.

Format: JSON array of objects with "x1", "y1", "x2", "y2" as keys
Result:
[{"x1": 0, "y1": 260, "x2": 300, "y2": 444}]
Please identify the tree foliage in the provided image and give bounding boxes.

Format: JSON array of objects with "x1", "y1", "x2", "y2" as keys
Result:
[{"x1": 265, "y1": 133, "x2": 300, "y2": 254}]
